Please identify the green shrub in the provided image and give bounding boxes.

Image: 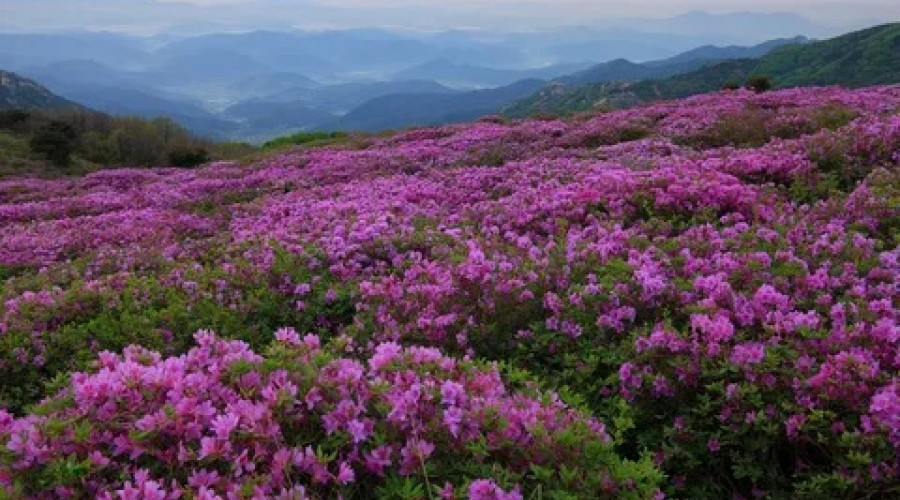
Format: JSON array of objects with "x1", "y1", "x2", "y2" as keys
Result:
[
  {"x1": 746, "y1": 76, "x2": 774, "y2": 93},
  {"x1": 678, "y1": 109, "x2": 773, "y2": 148},
  {"x1": 0, "y1": 246, "x2": 357, "y2": 413},
  {"x1": 0, "y1": 110, "x2": 31, "y2": 131},
  {"x1": 810, "y1": 104, "x2": 859, "y2": 130},
  {"x1": 167, "y1": 145, "x2": 211, "y2": 167},
  {"x1": 263, "y1": 131, "x2": 349, "y2": 149},
  {"x1": 29, "y1": 120, "x2": 78, "y2": 166}
]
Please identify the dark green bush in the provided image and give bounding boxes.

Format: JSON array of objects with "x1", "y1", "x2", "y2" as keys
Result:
[
  {"x1": 29, "y1": 120, "x2": 78, "y2": 166},
  {"x1": 746, "y1": 75, "x2": 774, "y2": 93},
  {"x1": 0, "y1": 110, "x2": 31, "y2": 131},
  {"x1": 167, "y1": 145, "x2": 211, "y2": 167},
  {"x1": 0, "y1": 247, "x2": 357, "y2": 414},
  {"x1": 677, "y1": 109, "x2": 773, "y2": 149},
  {"x1": 263, "y1": 131, "x2": 349, "y2": 149}
]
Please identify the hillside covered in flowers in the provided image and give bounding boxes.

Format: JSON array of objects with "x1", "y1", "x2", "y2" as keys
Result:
[{"x1": 0, "y1": 85, "x2": 898, "y2": 499}]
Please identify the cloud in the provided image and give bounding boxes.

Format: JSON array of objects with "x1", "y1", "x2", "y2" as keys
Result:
[{"x1": 0, "y1": 0, "x2": 895, "y2": 34}]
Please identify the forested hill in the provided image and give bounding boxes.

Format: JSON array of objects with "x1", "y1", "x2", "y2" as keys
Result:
[
  {"x1": 753, "y1": 22, "x2": 900, "y2": 87},
  {"x1": 505, "y1": 22, "x2": 900, "y2": 117}
]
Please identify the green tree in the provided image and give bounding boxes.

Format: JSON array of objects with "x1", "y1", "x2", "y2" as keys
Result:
[
  {"x1": 78, "y1": 130, "x2": 120, "y2": 165},
  {"x1": 746, "y1": 75, "x2": 774, "y2": 92},
  {"x1": 111, "y1": 118, "x2": 166, "y2": 166},
  {"x1": 29, "y1": 120, "x2": 78, "y2": 166},
  {"x1": 0, "y1": 110, "x2": 31, "y2": 131},
  {"x1": 167, "y1": 145, "x2": 210, "y2": 167}
]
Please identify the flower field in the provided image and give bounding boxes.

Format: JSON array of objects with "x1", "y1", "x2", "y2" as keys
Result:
[{"x1": 0, "y1": 85, "x2": 898, "y2": 499}]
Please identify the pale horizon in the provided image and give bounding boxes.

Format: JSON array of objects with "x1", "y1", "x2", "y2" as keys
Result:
[{"x1": 0, "y1": 0, "x2": 897, "y2": 36}]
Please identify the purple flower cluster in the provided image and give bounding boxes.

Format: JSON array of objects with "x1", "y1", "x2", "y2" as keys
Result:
[
  {"x1": 1, "y1": 330, "x2": 614, "y2": 498},
  {"x1": 1, "y1": 84, "x2": 899, "y2": 497}
]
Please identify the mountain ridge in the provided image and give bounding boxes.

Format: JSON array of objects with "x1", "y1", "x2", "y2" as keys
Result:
[
  {"x1": 0, "y1": 70, "x2": 82, "y2": 110},
  {"x1": 316, "y1": 36, "x2": 810, "y2": 133},
  {"x1": 505, "y1": 23, "x2": 900, "y2": 118},
  {"x1": 317, "y1": 78, "x2": 545, "y2": 132},
  {"x1": 3, "y1": 22, "x2": 893, "y2": 140}
]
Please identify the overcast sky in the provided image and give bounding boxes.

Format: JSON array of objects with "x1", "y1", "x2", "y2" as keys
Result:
[{"x1": 0, "y1": 0, "x2": 897, "y2": 34}]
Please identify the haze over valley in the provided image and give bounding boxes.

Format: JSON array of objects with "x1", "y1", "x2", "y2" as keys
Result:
[{"x1": 4, "y1": 4, "x2": 894, "y2": 142}]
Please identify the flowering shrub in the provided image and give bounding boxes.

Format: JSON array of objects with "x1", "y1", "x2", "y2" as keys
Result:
[
  {"x1": 1, "y1": 85, "x2": 899, "y2": 498},
  {"x1": 0, "y1": 246, "x2": 357, "y2": 413},
  {"x1": 0, "y1": 330, "x2": 661, "y2": 499}
]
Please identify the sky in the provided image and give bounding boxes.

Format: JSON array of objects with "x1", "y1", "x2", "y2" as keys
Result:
[{"x1": 0, "y1": 0, "x2": 897, "y2": 35}]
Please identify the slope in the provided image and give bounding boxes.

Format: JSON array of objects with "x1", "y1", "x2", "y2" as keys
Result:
[
  {"x1": 0, "y1": 70, "x2": 81, "y2": 110},
  {"x1": 318, "y1": 79, "x2": 545, "y2": 132},
  {"x1": 505, "y1": 23, "x2": 900, "y2": 117},
  {"x1": 753, "y1": 23, "x2": 900, "y2": 87}
]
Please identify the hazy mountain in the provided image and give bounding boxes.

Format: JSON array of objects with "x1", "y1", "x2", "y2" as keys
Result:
[
  {"x1": 0, "y1": 33, "x2": 149, "y2": 70},
  {"x1": 265, "y1": 80, "x2": 456, "y2": 114},
  {"x1": 555, "y1": 59, "x2": 700, "y2": 87},
  {"x1": 629, "y1": 11, "x2": 826, "y2": 43},
  {"x1": 153, "y1": 31, "x2": 334, "y2": 76},
  {"x1": 52, "y1": 84, "x2": 235, "y2": 139},
  {"x1": 222, "y1": 100, "x2": 336, "y2": 143},
  {"x1": 554, "y1": 36, "x2": 809, "y2": 87},
  {"x1": 20, "y1": 59, "x2": 144, "y2": 91},
  {"x1": 319, "y1": 79, "x2": 545, "y2": 132},
  {"x1": 645, "y1": 36, "x2": 812, "y2": 67},
  {"x1": 293, "y1": 29, "x2": 438, "y2": 72},
  {"x1": 391, "y1": 58, "x2": 590, "y2": 88},
  {"x1": 150, "y1": 48, "x2": 275, "y2": 85},
  {"x1": 499, "y1": 12, "x2": 824, "y2": 64},
  {"x1": 540, "y1": 33, "x2": 701, "y2": 65},
  {"x1": 0, "y1": 16, "x2": 870, "y2": 141},
  {"x1": 510, "y1": 59, "x2": 761, "y2": 116},
  {"x1": 152, "y1": 28, "x2": 481, "y2": 78},
  {"x1": 0, "y1": 70, "x2": 81, "y2": 110},
  {"x1": 230, "y1": 73, "x2": 319, "y2": 95}
]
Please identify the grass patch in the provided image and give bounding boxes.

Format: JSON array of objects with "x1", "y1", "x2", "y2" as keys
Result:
[{"x1": 262, "y1": 131, "x2": 351, "y2": 150}]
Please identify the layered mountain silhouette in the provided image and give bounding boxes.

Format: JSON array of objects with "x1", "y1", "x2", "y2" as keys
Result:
[{"x1": 2, "y1": 20, "x2": 897, "y2": 140}]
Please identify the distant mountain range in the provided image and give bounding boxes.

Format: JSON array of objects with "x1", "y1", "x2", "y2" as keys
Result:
[
  {"x1": 0, "y1": 12, "x2": 831, "y2": 140},
  {"x1": 318, "y1": 79, "x2": 546, "y2": 132},
  {"x1": 553, "y1": 36, "x2": 809, "y2": 88},
  {"x1": 310, "y1": 37, "x2": 811, "y2": 132},
  {"x1": 2, "y1": 20, "x2": 897, "y2": 140},
  {"x1": 505, "y1": 23, "x2": 900, "y2": 118},
  {"x1": 390, "y1": 59, "x2": 591, "y2": 89},
  {"x1": 0, "y1": 33, "x2": 824, "y2": 138}
]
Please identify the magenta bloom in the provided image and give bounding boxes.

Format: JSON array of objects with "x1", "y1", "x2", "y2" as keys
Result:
[
  {"x1": 467, "y1": 479, "x2": 523, "y2": 500},
  {"x1": 730, "y1": 343, "x2": 766, "y2": 366}
]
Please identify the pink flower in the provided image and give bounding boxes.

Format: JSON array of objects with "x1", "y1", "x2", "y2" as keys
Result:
[
  {"x1": 347, "y1": 418, "x2": 370, "y2": 443},
  {"x1": 439, "y1": 483, "x2": 455, "y2": 499},
  {"x1": 400, "y1": 439, "x2": 436, "y2": 474},
  {"x1": 730, "y1": 343, "x2": 766, "y2": 366},
  {"x1": 210, "y1": 413, "x2": 239, "y2": 440},
  {"x1": 467, "y1": 479, "x2": 523, "y2": 500},
  {"x1": 274, "y1": 327, "x2": 301, "y2": 346},
  {"x1": 336, "y1": 461, "x2": 355, "y2": 484},
  {"x1": 440, "y1": 380, "x2": 466, "y2": 406}
]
